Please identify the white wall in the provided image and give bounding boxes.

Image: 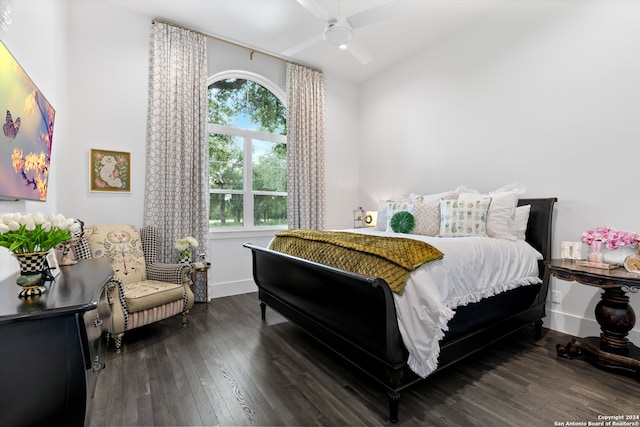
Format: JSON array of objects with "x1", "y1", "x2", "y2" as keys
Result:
[
  {"x1": 0, "y1": 0, "x2": 68, "y2": 279},
  {"x1": 65, "y1": 1, "x2": 149, "y2": 225},
  {"x1": 60, "y1": 1, "x2": 358, "y2": 299},
  {"x1": 358, "y1": 0, "x2": 640, "y2": 342}
]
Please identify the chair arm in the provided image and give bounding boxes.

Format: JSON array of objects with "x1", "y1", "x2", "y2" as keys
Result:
[
  {"x1": 105, "y1": 277, "x2": 123, "y2": 304},
  {"x1": 105, "y1": 277, "x2": 128, "y2": 334},
  {"x1": 146, "y1": 262, "x2": 191, "y2": 285}
]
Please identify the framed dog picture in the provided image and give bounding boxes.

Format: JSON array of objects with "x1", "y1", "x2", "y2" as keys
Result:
[{"x1": 90, "y1": 148, "x2": 131, "y2": 192}]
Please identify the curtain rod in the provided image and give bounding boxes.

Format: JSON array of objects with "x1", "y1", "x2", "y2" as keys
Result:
[{"x1": 152, "y1": 18, "x2": 321, "y2": 73}]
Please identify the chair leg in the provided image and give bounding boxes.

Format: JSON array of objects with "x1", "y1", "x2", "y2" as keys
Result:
[
  {"x1": 112, "y1": 333, "x2": 124, "y2": 353},
  {"x1": 181, "y1": 310, "x2": 190, "y2": 327}
]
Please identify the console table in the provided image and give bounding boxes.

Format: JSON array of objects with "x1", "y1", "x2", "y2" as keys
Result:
[
  {"x1": 546, "y1": 259, "x2": 640, "y2": 380},
  {"x1": 0, "y1": 258, "x2": 113, "y2": 427}
]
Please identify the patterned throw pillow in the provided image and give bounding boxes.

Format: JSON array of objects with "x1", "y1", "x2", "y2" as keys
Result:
[
  {"x1": 412, "y1": 199, "x2": 441, "y2": 236},
  {"x1": 84, "y1": 224, "x2": 147, "y2": 284},
  {"x1": 439, "y1": 196, "x2": 492, "y2": 237},
  {"x1": 375, "y1": 197, "x2": 411, "y2": 231},
  {"x1": 376, "y1": 200, "x2": 389, "y2": 231},
  {"x1": 386, "y1": 199, "x2": 414, "y2": 231}
]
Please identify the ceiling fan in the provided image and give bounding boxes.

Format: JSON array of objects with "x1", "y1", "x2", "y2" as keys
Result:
[{"x1": 283, "y1": 0, "x2": 408, "y2": 65}]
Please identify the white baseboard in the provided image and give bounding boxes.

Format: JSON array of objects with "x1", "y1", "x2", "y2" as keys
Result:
[
  {"x1": 208, "y1": 279, "x2": 257, "y2": 300},
  {"x1": 545, "y1": 308, "x2": 640, "y2": 344}
]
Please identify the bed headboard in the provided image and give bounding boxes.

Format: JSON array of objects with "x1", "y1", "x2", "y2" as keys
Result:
[{"x1": 518, "y1": 198, "x2": 557, "y2": 261}]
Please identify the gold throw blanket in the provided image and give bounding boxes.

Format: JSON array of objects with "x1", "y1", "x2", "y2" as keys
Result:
[{"x1": 270, "y1": 230, "x2": 444, "y2": 295}]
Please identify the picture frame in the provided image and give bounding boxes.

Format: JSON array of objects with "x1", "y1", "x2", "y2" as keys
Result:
[
  {"x1": 0, "y1": 41, "x2": 56, "y2": 201},
  {"x1": 46, "y1": 248, "x2": 61, "y2": 277},
  {"x1": 89, "y1": 148, "x2": 131, "y2": 192}
]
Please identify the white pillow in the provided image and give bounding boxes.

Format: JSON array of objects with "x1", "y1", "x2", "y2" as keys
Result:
[
  {"x1": 484, "y1": 191, "x2": 519, "y2": 241},
  {"x1": 511, "y1": 204, "x2": 531, "y2": 240},
  {"x1": 410, "y1": 190, "x2": 458, "y2": 204},
  {"x1": 439, "y1": 195, "x2": 492, "y2": 237},
  {"x1": 491, "y1": 182, "x2": 527, "y2": 195}
]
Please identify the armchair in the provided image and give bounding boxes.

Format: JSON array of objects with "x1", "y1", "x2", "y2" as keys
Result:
[{"x1": 76, "y1": 223, "x2": 194, "y2": 352}]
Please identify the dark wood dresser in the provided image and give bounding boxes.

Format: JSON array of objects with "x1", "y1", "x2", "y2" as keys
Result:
[{"x1": 0, "y1": 258, "x2": 113, "y2": 427}]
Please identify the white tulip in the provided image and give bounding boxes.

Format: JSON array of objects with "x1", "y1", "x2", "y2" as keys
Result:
[
  {"x1": 7, "y1": 220, "x2": 20, "y2": 231},
  {"x1": 24, "y1": 216, "x2": 36, "y2": 231},
  {"x1": 32, "y1": 213, "x2": 46, "y2": 225},
  {"x1": 0, "y1": 223, "x2": 9, "y2": 234},
  {"x1": 1, "y1": 213, "x2": 16, "y2": 222},
  {"x1": 58, "y1": 218, "x2": 74, "y2": 231}
]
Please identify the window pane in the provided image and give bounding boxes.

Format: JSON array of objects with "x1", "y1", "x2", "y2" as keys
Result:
[
  {"x1": 210, "y1": 134, "x2": 243, "y2": 190},
  {"x1": 208, "y1": 79, "x2": 286, "y2": 135},
  {"x1": 209, "y1": 193, "x2": 243, "y2": 228},
  {"x1": 252, "y1": 140, "x2": 287, "y2": 192},
  {"x1": 254, "y1": 195, "x2": 287, "y2": 227}
]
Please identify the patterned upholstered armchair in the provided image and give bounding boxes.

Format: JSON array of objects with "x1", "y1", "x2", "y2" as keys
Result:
[{"x1": 74, "y1": 223, "x2": 194, "y2": 352}]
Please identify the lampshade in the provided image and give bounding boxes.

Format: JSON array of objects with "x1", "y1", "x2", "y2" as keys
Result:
[{"x1": 365, "y1": 211, "x2": 377, "y2": 227}]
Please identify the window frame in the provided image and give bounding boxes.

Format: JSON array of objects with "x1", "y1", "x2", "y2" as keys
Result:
[{"x1": 207, "y1": 71, "x2": 287, "y2": 234}]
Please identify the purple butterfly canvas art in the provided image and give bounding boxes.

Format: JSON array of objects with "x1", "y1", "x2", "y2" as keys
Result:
[
  {"x1": 0, "y1": 41, "x2": 55, "y2": 201},
  {"x1": 3, "y1": 110, "x2": 20, "y2": 140}
]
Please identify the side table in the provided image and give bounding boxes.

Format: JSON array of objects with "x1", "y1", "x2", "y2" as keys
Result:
[
  {"x1": 546, "y1": 259, "x2": 640, "y2": 380},
  {"x1": 192, "y1": 261, "x2": 211, "y2": 310}
]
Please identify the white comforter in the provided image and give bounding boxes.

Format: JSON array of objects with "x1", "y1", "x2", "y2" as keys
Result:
[{"x1": 343, "y1": 228, "x2": 543, "y2": 378}]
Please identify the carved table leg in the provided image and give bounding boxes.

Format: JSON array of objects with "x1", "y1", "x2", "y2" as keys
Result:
[
  {"x1": 596, "y1": 287, "x2": 635, "y2": 354},
  {"x1": 557, "y1": 287, "x2": 640, "y2": 379}
]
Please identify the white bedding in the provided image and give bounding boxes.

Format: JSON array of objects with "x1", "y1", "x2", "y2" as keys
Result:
[{"x1": 343, "y1": 228, "x2": 543, "y2": 378}]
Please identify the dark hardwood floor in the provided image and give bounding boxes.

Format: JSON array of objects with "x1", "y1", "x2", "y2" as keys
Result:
[{"x1": 90, "y1": 293, "x2": 638, "y2": 427}]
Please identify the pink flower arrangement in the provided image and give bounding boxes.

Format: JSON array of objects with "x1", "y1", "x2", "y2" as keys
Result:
[{"x1": 581, "y1": 226, "x2": 640, "y2": 250}]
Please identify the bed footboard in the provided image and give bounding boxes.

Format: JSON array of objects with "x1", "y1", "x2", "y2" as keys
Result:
[{"x1": 245, "y1": 242, "x2": 416, "y2": 378}]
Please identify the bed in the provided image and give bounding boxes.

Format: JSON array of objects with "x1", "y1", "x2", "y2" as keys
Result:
[{"x1": 244, "y1": 197, "x2": 556, "y2": 422}]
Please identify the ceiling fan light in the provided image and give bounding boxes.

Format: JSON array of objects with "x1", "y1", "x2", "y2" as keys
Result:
[{"x1": 324, "y1": 23, "x2": 352, "y2": 47}]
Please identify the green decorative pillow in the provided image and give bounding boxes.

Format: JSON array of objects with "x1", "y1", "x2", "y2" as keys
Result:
[{"x1": 390, "y1": 211, "x2": 415, "y2": 234}]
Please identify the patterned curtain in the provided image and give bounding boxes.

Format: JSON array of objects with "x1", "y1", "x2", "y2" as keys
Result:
[
  {"x1": 144, "y1": 22, "x2": 209, "y2": 263},
  {"x1": 286, "y1": 63, "x2": 326, "y2": 230}
]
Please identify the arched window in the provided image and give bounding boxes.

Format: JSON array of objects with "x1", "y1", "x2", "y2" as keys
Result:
[{"x1": 207, "y1": 72, "x2": 287, "y2": 230}]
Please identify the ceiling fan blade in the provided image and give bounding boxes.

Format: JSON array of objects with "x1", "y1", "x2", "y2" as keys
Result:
[
  {"x1": 347, "y1": 0, "x2": 408, "y2": 29},
  {"x1": 282, "y1": 32, "x2": 324, "y2": 57},
  {"x1": 295, "y1": 0, "x2": 333, "y2": 22},
  {"x1": 346, "y1": 38, "x2": 373, "y2": 65}
]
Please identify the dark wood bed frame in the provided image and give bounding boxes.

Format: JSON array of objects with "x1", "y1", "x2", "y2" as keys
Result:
[{"x1": 244, "y1": 197, "x2": 557, "y2": 422}]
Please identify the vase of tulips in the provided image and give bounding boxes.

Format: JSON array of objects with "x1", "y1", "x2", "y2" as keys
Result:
[{"x1": 0, "y1": 213, "x2": 78, "y2": 297}]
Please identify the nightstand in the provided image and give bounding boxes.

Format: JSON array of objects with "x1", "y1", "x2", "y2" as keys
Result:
[{"x1": 546, "y1": 259, "x2": 640, "y2": 380}]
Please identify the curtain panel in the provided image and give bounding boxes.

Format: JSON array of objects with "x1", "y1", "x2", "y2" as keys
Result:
[
  {"x1": 144, "y1": 22, "x2": 209, "y2": 265},
  {"x1": 286, "y1": 63, "x2": 326, "y2": 230}
]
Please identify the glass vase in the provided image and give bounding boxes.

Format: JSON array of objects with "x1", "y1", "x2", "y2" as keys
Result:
[{"x1": 588, "y1": 241, "x2": 604, "y2": 264}]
